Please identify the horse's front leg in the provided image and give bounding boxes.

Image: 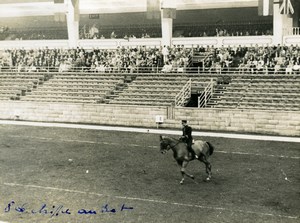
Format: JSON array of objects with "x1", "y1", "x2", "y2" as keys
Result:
[{"x1": 179, "y1": 160, "x2": 194, "y2": 185}]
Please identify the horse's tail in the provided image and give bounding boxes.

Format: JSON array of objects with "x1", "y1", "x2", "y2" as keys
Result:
[{"x1": 206, "y1": 141, "x2": 214, "y2": 156}]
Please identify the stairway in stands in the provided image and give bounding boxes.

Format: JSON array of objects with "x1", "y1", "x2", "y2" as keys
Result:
[
  {"x1": 103, "y1": 75, "x2": 136, "y2": 103},
  {"x1": 203, "y1": 76, "x2": 231, "y2": 108}
]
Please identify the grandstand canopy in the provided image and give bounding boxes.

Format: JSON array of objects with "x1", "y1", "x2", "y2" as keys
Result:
[{"x1": 0, "y1": 0, "x2": 258, "y2": 17}]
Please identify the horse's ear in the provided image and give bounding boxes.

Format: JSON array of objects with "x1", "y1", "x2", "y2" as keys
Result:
[{"x1": 159, "y1": 135, "x2": 163, "y2": 140}]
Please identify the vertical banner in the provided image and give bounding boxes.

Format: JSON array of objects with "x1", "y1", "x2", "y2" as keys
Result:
[
  {"x1": 258, "y1": 0, "x2": 273, "y2": 16},
  {"x1": 279, "y1": 0, "x2": 294, "y2": 15},
  {"x1": 146, "y1": 0, "x2": 160, "y2": 19},
  {"x1": 54, "y1": 13, "x2": 65, "y2": 22},
  {"x1": 71, "y1": 0, "x2": 79, "y2": 22},
  {"x1": 162, "y1": 8, "x2": 176, "y2": 19},
  {"x1": 54, "y1": 0, "x2": 66, "y2": 22}
]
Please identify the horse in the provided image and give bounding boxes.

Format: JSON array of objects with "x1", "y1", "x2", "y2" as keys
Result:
[{"x1": 159, "y1": 135, "x2": 214, "y2": 184}]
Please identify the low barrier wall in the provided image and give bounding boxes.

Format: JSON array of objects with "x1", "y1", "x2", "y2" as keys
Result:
[
  {"x1": 0, "y1": 101, "x2": 299, "y2": 136},
  {"x1": 1, "y1": 35, "x2": 300, "y2": 50}
]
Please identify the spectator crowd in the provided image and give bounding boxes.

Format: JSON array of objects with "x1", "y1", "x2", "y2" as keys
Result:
[
  {"x1": 194, "y1": 44, "x2": 300, "y2": 75},
  {"x1": 0, "y1": 44, "x2": 299, "y2": 75},
  {"x1": 0, "y1": 45, "x2": 191, "y2": 73}
]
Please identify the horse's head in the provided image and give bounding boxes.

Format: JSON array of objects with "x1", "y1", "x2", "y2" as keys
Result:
[{"x1": 159, "y1": 135, "x2": 171, "y2": 154}]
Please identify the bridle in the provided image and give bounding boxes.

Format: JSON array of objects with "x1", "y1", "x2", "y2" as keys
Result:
[
  {"x1": 168, "y1": 140, "x2": 181, "y2": 149},
  {"x1": 161, "y1": 138, "x2": 181, "y2": 152}
]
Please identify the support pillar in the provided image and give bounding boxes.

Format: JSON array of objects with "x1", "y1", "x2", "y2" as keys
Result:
[
  {"x1": 160, "y1": 0, "x2": 176, "y2": 47},
  {"x1": 273, "y1": 2, "x2": 293, "y2": 44},
  {"x1": 66, "y1": 0, "x2": 79, "y2": 48},
  {"x1": 161, "y1": 11, "x2": 173, "y2": 47}
]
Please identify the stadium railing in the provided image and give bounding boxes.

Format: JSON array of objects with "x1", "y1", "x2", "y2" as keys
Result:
[{"x1": 0, "y1": 65, "x2": 299, "y2": 75}]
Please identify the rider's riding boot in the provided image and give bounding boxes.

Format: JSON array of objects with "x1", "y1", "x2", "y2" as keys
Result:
[
  {"x1": 190, "y1": 153, "x2": 198, "y2": 159},
  {"x1": 189, "y1": 147, "x2": 198, "y2": 159},
  {"x1": 193, "y1": 152, "x2": 198, "y2": 159}
]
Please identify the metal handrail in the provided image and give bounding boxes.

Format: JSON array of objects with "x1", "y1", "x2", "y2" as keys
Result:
[
  {"x1": 198, "y1": 78, "x2": 215, "y2": 108},
  {"x1": 284, "y1": 27, "x2": 300, "y2": 36},
  {"x1": 0, "y1": 64, "x2": 299, "y2": 75},
  {"x1": 175, "y1": 78, "x2": 191, "y2": 107},
  {"x1": 292, "y1": 27, "x2": 300, "y2": 35}
]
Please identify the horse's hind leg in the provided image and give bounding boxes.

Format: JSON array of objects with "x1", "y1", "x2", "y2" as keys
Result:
[
  {"x1": 179, "y1": 160, "x2": 194, "y2": 185},
  {"x1": 199, "y1": 155, "x2": 212, "y2": 181}
]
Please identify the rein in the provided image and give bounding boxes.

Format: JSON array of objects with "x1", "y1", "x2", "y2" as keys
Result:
[{"x1": 166, "y1": 138, "x2": 181, "y2": 150}]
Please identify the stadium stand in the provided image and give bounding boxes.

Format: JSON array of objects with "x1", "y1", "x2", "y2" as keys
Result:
[
  {"x1": 21, "y1": 72, "x2": 125, "y2": 104},
  {"x1": 0, "y1": 8, "x2": 274, "y2": 40},
  {"x1": 0, "y1": 43, "x2": 299, "y2": 111},
  {"x1": 0, "y1": 72, "x2": 49, "y2": 100},
  {"x1": 208, "y1": 74, "x2": 300, "y2": 111},
  {"x1": 0, "y1": 2, "x2": 299, "y2": 113}
]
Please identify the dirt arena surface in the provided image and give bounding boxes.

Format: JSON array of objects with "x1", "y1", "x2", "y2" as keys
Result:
[{"x1": 0, "y1": 123, "x2": 299, "y2": 223}]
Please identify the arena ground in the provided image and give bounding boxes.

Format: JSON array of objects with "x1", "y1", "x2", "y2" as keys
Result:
[{"x1": 0, "y1": 120, "x2": 299, "y2": 223}]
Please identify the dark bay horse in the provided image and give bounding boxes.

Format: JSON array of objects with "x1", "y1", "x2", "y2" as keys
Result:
[{"x1": 159, "y1": 135, "x2": 214, "y2": 184}]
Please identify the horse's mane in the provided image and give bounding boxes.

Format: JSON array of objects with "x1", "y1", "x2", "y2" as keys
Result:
[
  {"x1": 162, "y1": 136, "x2": 181, "y2": 143},
  {"x1": 163, "y1": 136, "x2": 180, "y2": 142}
]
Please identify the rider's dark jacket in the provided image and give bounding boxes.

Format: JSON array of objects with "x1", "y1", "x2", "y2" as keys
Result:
[{"x1": 182, "y1": 125, "x2": 193, "y2": 147}]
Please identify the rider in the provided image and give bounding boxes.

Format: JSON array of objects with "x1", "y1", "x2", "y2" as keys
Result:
[{"x1": 180, "y1": 120, "x2": 198, "y2": 159}]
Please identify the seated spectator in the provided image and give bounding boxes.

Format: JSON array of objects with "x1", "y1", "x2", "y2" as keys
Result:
[
  {"x1": 58, "y1": 60, "x2": 70, "y2": 72},
  {"x1": 177, "y1": 62, "x2": 185, "y2": 73},
  {"x1": 27, "y1": 63, "x2": 37, "y2": 72},
  {"x1": 161, "y1": 62, "x2": 172, "y2": 73},
  {"x1": 110, "y1": 31, "x2": 117, "y2": 39},
  {"x1": 209, "y1": 61, "x2": 221, "y2": 74},
  {"x1": 274, "y1": 62, "x2": 281, "y2": 74},
  {"x1": 238, "y1": 62, "x2": 247, "y2": 74},
  {"x1": 89, "y1": 24, "x2": 99, "y2": 39},
  {"x1": 90, "y1": 62, "x2": 96, "y2": 72},
  {"x1": 256, "y1": 57, "x2": 265, "y2": 74},
  {"x1": 285, "y1": 61, "x2": 293, "y2": 75},
  {"x1": 292, "y1": 62, "x2": 300, "y2": 74},
  {"x1": 95, "y1": 62, "x2": 106, "y2": 73},
  {"x1": 17, "y1": 62, "x2": 25, "y2": 72}
]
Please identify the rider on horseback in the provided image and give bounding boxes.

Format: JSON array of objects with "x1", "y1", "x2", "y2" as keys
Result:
[{"x1": 180, "y1": 120, "x2": 198, "y2": 159}]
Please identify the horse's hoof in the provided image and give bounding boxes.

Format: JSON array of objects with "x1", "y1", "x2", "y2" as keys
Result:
[
  {"x1": 180, "y1": 181, "x2": 184, "y2": 185},
  {"x1": 205, "y1": 177, "x2": 211, "y2": 182}
]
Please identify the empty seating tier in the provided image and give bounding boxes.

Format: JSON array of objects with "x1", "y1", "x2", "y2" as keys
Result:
[
  {"x1": 1, "y1": 71, "x2": 299, "y2": 111},
  {"x1": 212, "y1": 75, "x2": 300, "y2": 111},
  {"x1": 0, "y1": 72, "x2": 47, "y2": 100},
  {"x1": 20, "y1": 73, "x2": 125, "y2": 104},
  {"x1": 109, "y1": 73, "x2": 190, "y2": 106}
]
